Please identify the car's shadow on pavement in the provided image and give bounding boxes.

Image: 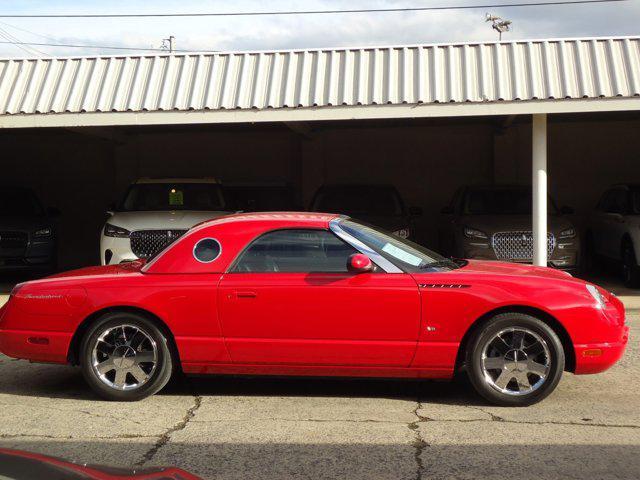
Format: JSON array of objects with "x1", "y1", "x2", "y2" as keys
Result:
[{"x1": 0, "y1": 357, "x2": 485, "y2": 406}]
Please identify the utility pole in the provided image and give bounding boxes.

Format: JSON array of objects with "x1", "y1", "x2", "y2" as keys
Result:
[
  {"x1": 161, "y1": 35, "x2": 176, "y2": 53},
  {"x1": 485, "y1": 14, "x2": 512, "y2": 41}
]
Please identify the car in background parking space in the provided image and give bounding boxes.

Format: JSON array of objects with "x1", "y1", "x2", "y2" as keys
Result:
[
  {"x1": 309, "y1": 184, "x2": 422, "y2": 240},
  {"x1": 100, "y1": 178, "x2": 233, "y2": 265},
  {"x1": 0, "y1": 186, "x2": 59, "y2": 275},
  {"x1": 439, "y1": 185, "x2": 579, "y2": 273},
  {"x1": 586, "y1": 184, "x2": 640, "y2": 287},
  {"x1": 226, "y1": 182, "x2": 299, "y2": 212}
]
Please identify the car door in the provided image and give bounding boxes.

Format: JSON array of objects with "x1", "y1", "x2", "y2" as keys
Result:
[{"x1": 217, "y1": 228, "x2": 421, "y2": 367}]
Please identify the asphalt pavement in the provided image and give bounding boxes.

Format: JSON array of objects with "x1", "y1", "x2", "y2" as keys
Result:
[{"x1": 0, "y1": 310, "x2": 637, "y2": 479}]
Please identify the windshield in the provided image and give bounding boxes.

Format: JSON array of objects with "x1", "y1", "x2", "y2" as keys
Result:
[
  {"x1": 463, "y1": 188, "x2": 558, "y2": 215},
  {"x1": 119, "y1": 183, "x2": 227, "y2": 212},
  {"x1": 0, "y1": 188, "x2": 44, "y2": 217},
  {"x1": 312, "y1": 186, "x2": 404, "y2": 216},
  {"x1": 339, "y1": 219, "x2": 459, "y2": 272}
]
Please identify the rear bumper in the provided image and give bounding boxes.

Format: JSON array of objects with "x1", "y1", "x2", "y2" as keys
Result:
[
  {"x1": 0, "y1": 328, "x2": 71, "y2": 364},
  {"x1": 573, "y1": 326, "x2": 629, "y2": 374}
]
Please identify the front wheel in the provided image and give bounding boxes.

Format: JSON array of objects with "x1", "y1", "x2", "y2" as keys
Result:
[
  {"x1": 80, "y1": 312, "x2": 174, "y2": 401},
  {"x1": 466, "y1": 313, "x2": 565, "y2": 406}
]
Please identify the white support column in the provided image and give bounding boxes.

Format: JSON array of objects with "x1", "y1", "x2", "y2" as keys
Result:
[{"x1": 532, "y1": 113, "x2": 548, "y2": 267}]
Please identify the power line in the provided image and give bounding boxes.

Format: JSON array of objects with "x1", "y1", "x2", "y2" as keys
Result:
[
  {"x1": 0, "y1": 40, "x2": 177, "y2": 53},
  {"x1": 0, "y1": 25, "x2": 48, "y2": 56},
  {"x1": 0, "y1": 0, "x2": 628, "y2": 18}
]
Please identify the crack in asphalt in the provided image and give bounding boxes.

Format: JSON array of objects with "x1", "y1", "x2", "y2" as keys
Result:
[
  {"x1": 135, "y1": 392, "x2": 202, "y2": 466},
  {"x1": 408, "y1": 399, "x2": 428, "y2": 480}
]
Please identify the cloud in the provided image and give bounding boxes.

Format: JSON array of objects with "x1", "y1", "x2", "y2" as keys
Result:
[{"x1": 0, "y1": 0, "x2": 638, "y2": 57}]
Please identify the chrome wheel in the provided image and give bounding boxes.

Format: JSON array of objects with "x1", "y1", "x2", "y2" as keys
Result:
[
  {"x1": 91, "y1": 324, "x2": 158, "y2": 391},
  {"x1": 481, "y1": 327, "x2": 551, "y2": 396}
]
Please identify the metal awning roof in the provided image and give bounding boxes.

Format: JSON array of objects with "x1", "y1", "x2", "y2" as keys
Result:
[{"x1": 0, "y1": 36, "x2": 639, "y2": 128}]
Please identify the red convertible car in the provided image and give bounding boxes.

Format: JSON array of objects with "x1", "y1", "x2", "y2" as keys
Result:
[{"x1": 0, "y1": 213, "x2": 629, "y2": 406}]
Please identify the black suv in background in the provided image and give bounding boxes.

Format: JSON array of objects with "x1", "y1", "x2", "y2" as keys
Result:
[
  {"x1": 0, "y1": 187, "x2": 59, "y2": 275},
  {"x1": 309, "y1": 184, "x2": 422, "y2": 240}
]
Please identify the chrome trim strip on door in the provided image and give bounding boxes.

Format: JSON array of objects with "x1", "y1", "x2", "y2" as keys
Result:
[{"x1": 329, "y1": 218, "x2": 404, "y2": 274}]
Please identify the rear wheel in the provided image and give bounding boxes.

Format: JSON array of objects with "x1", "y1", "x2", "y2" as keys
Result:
[
  {"x1": 621, "y1": 241, "x2": 640, "y2": 288},
  {"x1": 80, "y1": 312, "x2": 174, "y2": 401},
  {"x1": 466, "y1": 313, "x2": 564, "y2": 406}
]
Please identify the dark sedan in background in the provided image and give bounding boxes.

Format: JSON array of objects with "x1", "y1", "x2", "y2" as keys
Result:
[
  {"x1": 0, "y1": 186, "x2": 59, "y2": 275},
  {"x1": 439, "y1": 185, "x2": 580, "y2": 272},
  {"x1": 309, "y1": 184, "x2": 422, "y2": 240}
]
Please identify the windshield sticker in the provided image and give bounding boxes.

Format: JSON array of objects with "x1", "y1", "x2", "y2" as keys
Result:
[
  {"x1": 169, "y1": 189, "x2": 184, "y2": 206},
  {"x1": 382, "y1": 243, "x2": 422, "y2": 266}
]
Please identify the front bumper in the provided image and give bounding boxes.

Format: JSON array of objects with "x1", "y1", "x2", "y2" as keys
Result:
[
  {"x1": 573, "y1": 325, "x2": 629, "y2": 374},
  {"x1": 0, "y1": 238, "x2": 56, "y2": 272},
  {"x1": 100, "y1": 235, "x2": 137, "y2": 265}
]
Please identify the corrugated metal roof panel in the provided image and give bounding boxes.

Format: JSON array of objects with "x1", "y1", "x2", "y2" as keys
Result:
[{"x1": 1, "y1": 36, "x2": 639, "y2": 116}]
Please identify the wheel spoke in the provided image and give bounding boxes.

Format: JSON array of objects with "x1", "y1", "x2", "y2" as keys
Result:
[
  {"x1": 493, "y1": 370, "x2": 513, "y2": 390},
  {"x1": 129, "y1": 365, "x2": 149, "y2": 383},
  {"x1": 95, "y1": 358, "x2": 115, "y2": 376},
  {"x1": 114, "y1": 369, "x2": 127, "y2": 388},
  {"x1": 483, "y1": 356, "x2": 506, "y2": 370},
  {"x1": 515, "y1": 372, "x2": 531, "y2": 390},
  {"x1": 526, "y1": 359, "x2": 548, "y2": 377}
]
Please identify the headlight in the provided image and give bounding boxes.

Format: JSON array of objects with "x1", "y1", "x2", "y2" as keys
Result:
[
  {"x1": 559, "y1": 228, "x2": 576, "y2": 239},
  {"x1": 392, "y1": 228, "x2": 410, "y2": 239},
  {"x1": 33, "y1": 227, "x2": 52, "y2": 238},
  {"x1": 104, "y1": 223, "x2": 131, "y2": 238},
  {"x1": 586, "y1": 284, "x2": 607, "y2": 309},
  {"x1": 464, "y1": 227, "x2": 488, "y2": 239}
]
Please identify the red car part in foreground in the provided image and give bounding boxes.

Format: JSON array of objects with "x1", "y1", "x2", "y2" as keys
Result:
[
  {"x1": 0, "y1": 448, "x2": 201, "y2": 480},
  {"x1": 0, "y1": 213, "x2": 629, "y2": 406}
]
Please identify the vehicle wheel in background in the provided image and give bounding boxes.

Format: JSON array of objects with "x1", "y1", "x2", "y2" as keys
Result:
[
  {"x1": 621, "y1": 240, "x2": 640, "y2": 288},
  {"x1": 80, "y1": 312, "x2": 174, "y2": 401},
  {"x1": 465, "y1": 313, "x2": 564, "y2": 407}
]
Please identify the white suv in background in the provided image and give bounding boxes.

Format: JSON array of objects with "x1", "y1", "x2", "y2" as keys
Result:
[
  {"x1": 100, "y1": 178, "x2": 233, "y2": 265},
  {"x1": 586, "y1": 184, "x2": 640, "y2": 287}
]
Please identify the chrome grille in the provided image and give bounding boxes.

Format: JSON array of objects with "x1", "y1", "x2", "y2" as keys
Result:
[
  {"x1": 130, "y1": 229, "x2": 188, "y2": 258},
  {"x1": 491, "y1": 231, "x2": 555, "y2": 261}
]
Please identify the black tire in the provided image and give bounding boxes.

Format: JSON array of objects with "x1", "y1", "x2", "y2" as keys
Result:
[
  {"x1": 621, "y1": 241, "x2": 640, "y2": 288},
  {"x1": 80, "y1": 312, "x2": 174, "y2": 401},
  {"x1": 465, "y1": 313, "x2": 565, "y2": 407}
]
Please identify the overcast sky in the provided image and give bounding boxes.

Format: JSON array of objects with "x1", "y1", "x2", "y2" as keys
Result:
[{"x1": 0, "y1": 0, "x2": 638, "y2": 57}]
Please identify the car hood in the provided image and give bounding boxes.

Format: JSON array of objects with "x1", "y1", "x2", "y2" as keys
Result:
[
  {"x1": 107, "y1": 210, "x2": 232, "y2": 231},
  {"x1": 0, "y1": 215, "x2": 52, "y2": 231},
  {"x1": 456, "y1": 259, "x2": 576, "y2": 280},
  {"x1": 458, "y1": 214, "x2": 573, "y2": 234}
]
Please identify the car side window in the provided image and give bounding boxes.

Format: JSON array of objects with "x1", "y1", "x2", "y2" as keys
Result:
[
  {"x1": 602, "y1": 189, "x2": 628, "y2": 214},
  {"x1": 232, "y1": 229, "x2": 359, "y2": 273}
]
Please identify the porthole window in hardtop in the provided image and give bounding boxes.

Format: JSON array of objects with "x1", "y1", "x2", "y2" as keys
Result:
[
  {"x1": 193, "y1": 238, "x2": 222, "y2": 263},
  {"x1": 233, "y1": 229, "x2": 358, "y2": 273}
]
